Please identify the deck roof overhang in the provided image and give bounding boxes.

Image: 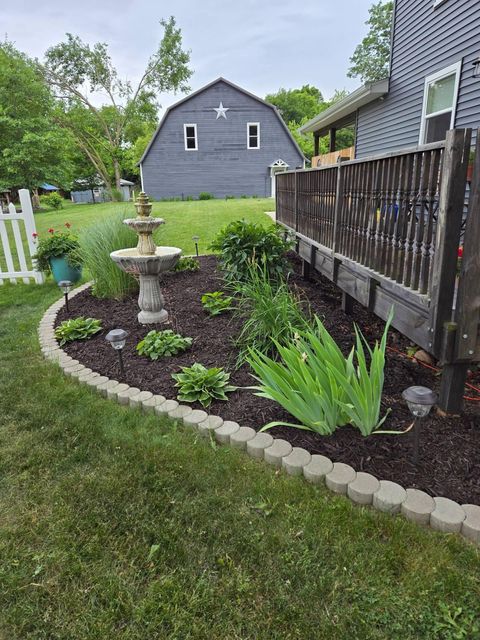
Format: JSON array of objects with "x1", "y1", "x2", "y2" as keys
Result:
[{"x1": 299, "y1": 78, "x2": 389, "y2": 137}]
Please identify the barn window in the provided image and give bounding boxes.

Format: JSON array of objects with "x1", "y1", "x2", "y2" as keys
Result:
[
  {"x1": 184, "y1": 124, "x2": 198, "y2": 150},
  {"x1": 419, "y1": 62, "x2": 461, "y2": 144},
  {"x1": 247, "y1": 123, "x2": 260, "y2": 149}
]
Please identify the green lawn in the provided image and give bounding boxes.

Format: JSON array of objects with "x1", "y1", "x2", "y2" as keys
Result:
[
  {"x1": 1, "y1": 198, "x2": 274, "y2": 273},
  {"x1": 0, "y1": 205, "x2": 480, "y2": 638}
]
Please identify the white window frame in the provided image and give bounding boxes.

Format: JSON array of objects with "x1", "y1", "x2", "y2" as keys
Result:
[
  {"x1": 419, "y1": 61, "x2": 462, "y2": 144},
  {"x1": 247, "y1": 122, "x2": 260, "y2": 149},
  {"x1": 183, "y1": 123, "x2": 198, "y2": 151}
]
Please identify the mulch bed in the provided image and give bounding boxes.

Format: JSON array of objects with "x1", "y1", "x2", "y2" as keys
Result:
[{"x1": 56, "y1": 255, "x2": 480, "y2": 505}]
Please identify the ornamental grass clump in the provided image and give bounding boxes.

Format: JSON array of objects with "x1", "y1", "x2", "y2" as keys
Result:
[
  {"x1": 136, "y1": 330, "x2": 192, "y2": 360},
  {"x1": 172, "y1": 363, "x2": 236, "y2": 408},
  {"x1": 232, "y1": 263, "x2": 310, "y2": 365},
  {"x1": 79, "y1": 212, "x2": 137, "y2": 300},
  {"x1": 248, "y1": 310, "x2": 393, "y2": 436},
  {"x1": 209, "y1": 219, "x2": 293, "y2": 281},
  {"x1": 54, "y1": 317, "x2": 102, "y2": 346}
]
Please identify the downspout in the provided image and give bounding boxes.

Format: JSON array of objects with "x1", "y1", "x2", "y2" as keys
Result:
[{"x1": 139, "y1": 163, "x2": 145, "y2": 192}]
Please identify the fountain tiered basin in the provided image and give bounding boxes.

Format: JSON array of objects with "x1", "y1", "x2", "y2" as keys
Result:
[{"x1": 110, "y1": 193, "x2": 181, "y2": 324}]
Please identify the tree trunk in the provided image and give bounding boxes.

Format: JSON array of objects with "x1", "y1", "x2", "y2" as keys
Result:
[{"x1": 114, "y1": 159, "x2": 121, "y2": 191}]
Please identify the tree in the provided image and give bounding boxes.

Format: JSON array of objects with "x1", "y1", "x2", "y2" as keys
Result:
[
  {"x1": 0, "y1": 42, "x2": 74, "y2": 191},
  {"x1": 265, "y1": 85, "x2": 325, "y2": 126},
  {"x1": 348, "y1": 1, "x2": 394, "y2": 84},
  {"x1": 42, "y1": 17, "x2": 192, "y2": 191}
]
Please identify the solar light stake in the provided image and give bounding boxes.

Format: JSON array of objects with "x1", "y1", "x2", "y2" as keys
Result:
[
  {"x1": 192, "y1": 235, "x2": 200, "y2": 257},
  {"x1": 105, "y1": 329, "x2": 128, "y2": 379},
  {"x1": 58, "y1": 280, "x2": 72, "y2": 312},
  {"x1": 402, "y1": 386, "x2": 437, "y2": 465}
]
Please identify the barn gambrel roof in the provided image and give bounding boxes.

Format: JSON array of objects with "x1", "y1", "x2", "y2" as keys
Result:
[{"x1": 138, "y1": 77, "x2": 305, "y2": 164}]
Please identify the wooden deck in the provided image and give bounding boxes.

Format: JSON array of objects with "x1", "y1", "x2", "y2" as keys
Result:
[{"x1": 276, "y1": 129, "x2": 480, "y2": 412}]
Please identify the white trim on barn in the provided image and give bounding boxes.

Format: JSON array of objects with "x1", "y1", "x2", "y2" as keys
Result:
[{"x1": 269, "y1": 159, "x2": 289, "y2": 198}]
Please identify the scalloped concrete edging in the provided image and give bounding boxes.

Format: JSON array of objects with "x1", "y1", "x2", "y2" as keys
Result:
[{"x1": 38, "y1": 283, "x2": 480, "y2": 546}]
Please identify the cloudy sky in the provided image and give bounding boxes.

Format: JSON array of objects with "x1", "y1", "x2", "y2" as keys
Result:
[{"x1": 5, "y1": 0, "x2": 373, "y2": 110}]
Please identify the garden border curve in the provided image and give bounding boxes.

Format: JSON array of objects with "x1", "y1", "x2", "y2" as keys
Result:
[{"x1": 38, "y1": 283, "x2": 480, "y2": 546}]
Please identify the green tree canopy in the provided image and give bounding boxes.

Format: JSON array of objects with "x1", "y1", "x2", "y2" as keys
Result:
[
  {"x1": 348, "y1": 1, "x2": 394, "y2": 84},
  {"x1": 265, "y1": 85, "x2": 325, "y2": 125},
  {"x1": 0, "y1": 42, "x2": 74, "y2": 191},
  {"x1": 42, "y1": 17, "x2": 192, "y2": 191}
]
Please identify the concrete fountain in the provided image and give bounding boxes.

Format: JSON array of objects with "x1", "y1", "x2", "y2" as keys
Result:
[{"x1": 110, "y1": 192, "x2": 181, "y2": 324}]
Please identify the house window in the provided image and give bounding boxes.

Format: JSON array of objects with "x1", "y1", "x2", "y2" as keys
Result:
[
  {"x1": 184, "y1": 124, "x2": 198, "y2": 150},
  {"x1": 420, "y1": 62, "x2": 461, "y2": 144},
  {"x1": 247, "y1": 122, "x2": 260, "y2": 149}
]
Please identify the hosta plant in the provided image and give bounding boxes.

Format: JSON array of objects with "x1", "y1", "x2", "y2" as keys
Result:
[
  {"x1": 174, "y1": 256, "x2": 200, "y2": 272},
  {"x1": 172, "y1": 363, "x2": 236, "y2": 408},
  {"x1": 54, "y1": 317, "x2": 102, "y2": 346},
  {"x1": 201, "y1": 291, "x2": 234, "y2": 316},
  {"x1": 136, "y1": 330, "x2": 192, "y2": 360}
]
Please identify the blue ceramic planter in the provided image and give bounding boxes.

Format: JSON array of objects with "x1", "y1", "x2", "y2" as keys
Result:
[{"x1": 49, "y1": 256, "x2": 82, "y2": 284}]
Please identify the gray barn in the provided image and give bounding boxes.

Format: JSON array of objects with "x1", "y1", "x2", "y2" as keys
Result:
[
  {"x1": 301, "y1": 0, "x2": 480, "y2": 160},
  {"x1": 139, "y1": 78, "x2": 305, "y2": 199}
]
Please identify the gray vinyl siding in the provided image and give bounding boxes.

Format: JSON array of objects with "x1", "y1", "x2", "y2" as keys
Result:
[
  {"x1": 355, "y1": 0, "x2": 480, "y2": 157},
  {"x1": 141, "y1": 81, "x2": 304, "y2": 199}
]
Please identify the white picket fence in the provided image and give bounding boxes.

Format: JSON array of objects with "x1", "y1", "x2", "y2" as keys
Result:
[{"x1": 0, "y1": 189, "x2": 44, "y2": 284}]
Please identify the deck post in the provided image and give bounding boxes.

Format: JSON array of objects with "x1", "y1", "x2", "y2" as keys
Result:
[
  {"x1": 428, "y1": 129, "x2": 472, "y2": 412},
  {"x1": 437, "y1": 129, "x2": 480, "y2": 413},
  {"x1": 429, "y1": 129, "x2": 471, "y2": 357},
  {"x1": 331, "y1": 157, "x2": 345, "y2": 259},
  {"x1": 341, "y1": 291, "x2": 354, "y2": 315}
]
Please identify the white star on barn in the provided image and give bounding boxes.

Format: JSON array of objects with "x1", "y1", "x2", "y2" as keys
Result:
[{"x1": 213, "y1": 102, "x2": 229, "y2": 119}]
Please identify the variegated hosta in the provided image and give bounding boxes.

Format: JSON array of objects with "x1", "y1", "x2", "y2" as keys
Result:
[{"x1": 172, "y1": 363, "x2": 236, "y2": 408}]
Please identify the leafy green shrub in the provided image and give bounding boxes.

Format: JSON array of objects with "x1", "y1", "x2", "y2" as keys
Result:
[
  {"x1": 33, "y1": 225, "x2": 82, "y2": 272},
  {"x1": 172, "y1": 363, "x2": 236, "y2": 408},
  {"x1": 54, "y1": 317, "x2": 102, "y2": 346},
  {"x1": 248, "y1": 311, "x2": 393, "y2": 436},
  {"x1": 185, "y1": 195, "x2": 195, "y2": 201},
  {"x1": 225, "y1": 195, "x2": 235, "y2": 200},
  {"x1": 198, "y1": 192, "x2": 214, "y2": 200},
  {"x1": 210, "y1": 220, "x2": 293, "y2": 281},
  {"x1": 39, "y1": 192, "x2": 63, "y2": 210},
  {"x1": 201, "y1": 291, "x2": 233, "y2": 316},
  {"x1": 233, "y1": 264, "x2": 309, "y2": 365},
  {"x1": 136, "y1": 330, "x2": 192, "y2": 360},
  {"x1": 174, "y1": 256, "x2": 200, "y2": 272},
  {"x1": 79, "y1": 213, "x2": 138, "y2": 299}
]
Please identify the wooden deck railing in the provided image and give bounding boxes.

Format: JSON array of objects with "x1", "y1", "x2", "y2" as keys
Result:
[
  {"x1": 311, "y1": 146, "x2": 355, "y2": 168},
  {"x1": 276, "y1": 129, "x2": 478, "y2": 412}
]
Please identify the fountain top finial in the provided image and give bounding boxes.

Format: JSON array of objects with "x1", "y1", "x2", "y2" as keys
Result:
[{"x1": 135, "y1": 192, "x2": 152, "y2": 218}]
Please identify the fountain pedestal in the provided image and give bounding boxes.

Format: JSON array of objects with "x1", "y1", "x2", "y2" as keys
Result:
[{"x1": 110, "y1": 193, "x2": 182, "y2": 324}]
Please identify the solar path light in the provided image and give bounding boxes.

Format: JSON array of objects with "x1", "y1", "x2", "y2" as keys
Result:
[
  {"x1": 58, "y1": 280, "x2": 72, "y2": 312},
  {"x1": 105, "y1": 329, "x2": 128, "y2": 378},
  {"x1": 402, "y1": 385, "x2": 437, "y2": 465}
]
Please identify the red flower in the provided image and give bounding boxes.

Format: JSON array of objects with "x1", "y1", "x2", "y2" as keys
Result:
[
  {"x1": 32, "y1": 232, "x2": 38, "y2": 238},
  {"x1": 65, "y1": 222, "x2": 71, "y2": 229},
  {"x1": 48, "y1": 228, "x2": 54, "y2": 234},
  {"x1": 458, "y1": 246, "x2": 464, "y2": 258}
]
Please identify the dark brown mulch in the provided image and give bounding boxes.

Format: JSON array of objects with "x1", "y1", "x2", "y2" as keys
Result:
[{"x1": 56, "y1": 255, "x2": 480, "y2": 505}]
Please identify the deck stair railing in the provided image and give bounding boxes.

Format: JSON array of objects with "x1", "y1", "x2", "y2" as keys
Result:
[{"x1": 275, "y1": 128, "x2": 479, "y2": 412}]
